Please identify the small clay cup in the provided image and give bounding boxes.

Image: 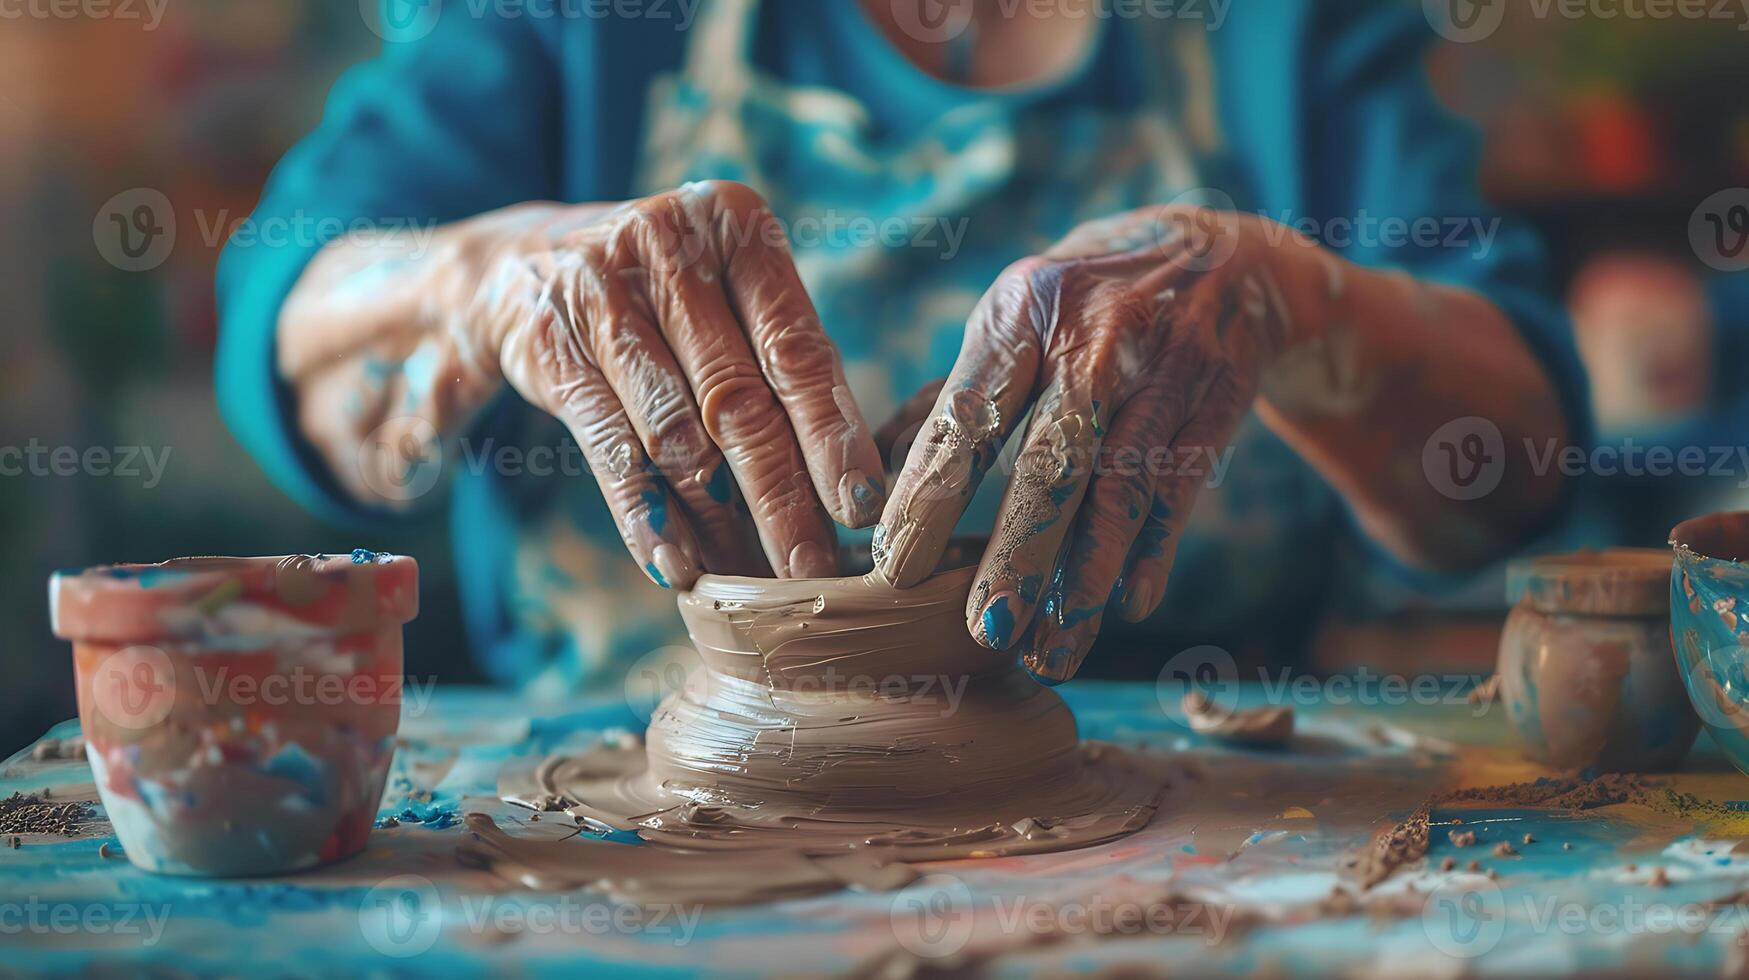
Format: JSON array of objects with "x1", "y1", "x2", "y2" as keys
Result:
[
  {"x1": 51, "y1": 553, "x2": 417, "y2": 876},
  {"x1": 1671, "y1": 513, "x2": 1749, "y2": 776},
  {"x1": 1498, "y1": 548, "x2": 1697, "y2": 771}
]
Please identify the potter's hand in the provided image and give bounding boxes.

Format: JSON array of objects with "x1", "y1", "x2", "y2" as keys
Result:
[
  {"x1": 283, "y1": 182, "x2": 885, "y2": 589},
  {"x1": 485, "y1": 183, "x2": 888, "y2": 586},
  {"x1": 874, "y1": 207, "x2": 1295, "y2": 682}
]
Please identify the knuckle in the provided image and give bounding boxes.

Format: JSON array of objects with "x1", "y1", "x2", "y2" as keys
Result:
[
  {"x1": 759, "y1": 318, "x2": 837, "y2": 385},
  {"x1": 695, "y1": 361, "x2": 779, "y2": 442},
  {"x1": 699, "y1": 179, "x2": 767, "y2": 218},
  {"x1": 746, "y1": 466, "x2": 814, "y2": 522}
]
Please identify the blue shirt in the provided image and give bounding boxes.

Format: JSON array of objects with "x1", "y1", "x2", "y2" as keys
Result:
[{"x1": 217, "y1": 0, "x2": 1589, "y2": 685}]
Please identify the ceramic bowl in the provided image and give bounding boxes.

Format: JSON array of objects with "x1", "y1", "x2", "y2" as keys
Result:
[{"x1": 1671, "y1": 513, "x2": 1749, "y2": 775}]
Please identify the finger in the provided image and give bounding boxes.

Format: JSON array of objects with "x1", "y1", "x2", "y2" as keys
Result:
[
  {"x1": 583, "y1": 245, "x2": 766, "y2": 575},
  {"x1": 620, "y1": 189, "x2": 838, "y2": 578},
  {"x1": 704, "y1": 181, "x2": 889, "y2": 528},
  {"x1": 874, "y1": 260, "x2": 1050, "y2": 588},
  {"x1": 964, "y1": 376, "x2": 1103, "y2": 651},
  {"x1": 1021, "y1": 387, "x2": 1173, "y2": 683},
  {"x1": 1113, "y1": 404, "x2": 1242, "y2": 624},
  {"x1": 874, "y1": 377, "x2": 947, "y2": 471},
  {"x1": 496, "y1": 278, "x2": 705, "y2": 590}
]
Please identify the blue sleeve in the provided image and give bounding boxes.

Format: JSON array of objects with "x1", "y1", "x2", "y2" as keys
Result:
[
  {"x1": 214, "y1": 7, "x2": 558, "y2": 526},
  {"x1": 1300, "y1": 1, "x2": 1594, "y2": 455}
]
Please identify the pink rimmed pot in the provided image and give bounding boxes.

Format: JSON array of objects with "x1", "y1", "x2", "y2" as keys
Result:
[{"x1": 50, "y1": 553, "x2": 417, "y2": 876}]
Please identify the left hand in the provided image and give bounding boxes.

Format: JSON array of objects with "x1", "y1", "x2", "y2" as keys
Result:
[{"x1": 873, "y1": 206, "x2": 1304, "y2": 683}]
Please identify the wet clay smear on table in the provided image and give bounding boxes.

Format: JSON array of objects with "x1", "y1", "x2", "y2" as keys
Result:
[{"x1": 462, "y1": 568, "x2": 1165, "y2": 905}]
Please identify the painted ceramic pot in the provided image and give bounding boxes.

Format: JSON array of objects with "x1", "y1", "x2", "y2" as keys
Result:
[
  {"x1": 1671, "y1": 512, "x2": 1749, "y2": 775},
  {"x1": 1498, "y1": 548, "x2": 1697, "y2": 771},
  {"x1": 51, "y1": 553, "x2": 417, "y2": 876}
]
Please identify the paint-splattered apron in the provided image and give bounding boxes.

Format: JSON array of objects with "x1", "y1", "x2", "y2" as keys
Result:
[{"x1": 511, "y1": 0, "x2": 1339, "y2": 695}]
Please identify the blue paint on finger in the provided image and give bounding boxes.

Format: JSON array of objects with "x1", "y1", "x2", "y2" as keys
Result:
[
  {"x1": 981, "y1": 595, "x2": 1016, "y2": 649},
  {"x1": 640, "y1": 490, "x2": 669, "y2": 534},
  {"x1": 705, "y1": 465, "x2": 732, "y2": 504}
]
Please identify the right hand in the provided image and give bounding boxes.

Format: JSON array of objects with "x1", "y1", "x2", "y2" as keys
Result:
[{"x1": 474, "y1": 182, "x2": 887, "y2": 589}]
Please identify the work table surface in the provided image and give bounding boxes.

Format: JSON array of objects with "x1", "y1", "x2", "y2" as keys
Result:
[{"x1": 6, "y1": 682, "x2": 1749, "y2": 977}]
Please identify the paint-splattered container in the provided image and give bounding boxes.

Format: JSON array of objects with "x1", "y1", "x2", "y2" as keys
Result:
[
  {"x1": 1671, "y1": 513, "x2": 1749, "y2": 775},
  {"x1": 1499, "y1": 548, "x2": 1696, "y2": 771},
  {"x1": 50, "y1": 553, "x2": 417, "y2": 876}
]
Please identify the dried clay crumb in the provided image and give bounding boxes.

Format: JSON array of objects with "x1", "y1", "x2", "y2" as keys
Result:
[
  {"x1": 1494, "y1": 842, "x2": 1518, "y2": 857},
  {"x1": 1440, "y1": 857, "x2": 1456, "y2": 871},
  {"x1": 1522, "y1": 834, "x2": 1535, "y2": 845},
  {"x1": 1449, "y1": 830, "x2": 1478, "y2": 847}
]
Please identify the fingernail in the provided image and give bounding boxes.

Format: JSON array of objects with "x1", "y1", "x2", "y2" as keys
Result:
[
  {"x1": 1118, "y1": 574, "x2": 1156, "y2": 621},
  {"x1": 838, "y1": 469, "x2": 885, "y2": 528},
  {"x1": 647, "y1": 543, "x2": 698, "y2": 591},
  {"x1": 974, "y1": 591, "x2": 1020, "y2": 650},
  {"x1": 1023, "y1": 629, "x2": 1087, "y2": 685},
  {"x1": 788, "y1": 540, "x2": 836, "y2": 579}
]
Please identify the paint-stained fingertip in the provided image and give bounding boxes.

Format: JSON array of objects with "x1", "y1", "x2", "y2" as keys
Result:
[
  {"x1": 648, "y1": 544, "x2": 699, "y2": 591},
  {"x1": 835, "y1": 469, "x2": 886, "y2": 528},
  {"x1": 1022, "y1": 643, "x2": 1085, "y2": 686},
  {"x1": 870, "y1": 521, "x2": 932, "y2": 589},
  {"x1": 971, "y1": 591, "x2": 1020, "y2": 651},
  {"x1": 1115, "y1": 575, "x2": 1160, "y2": 623}
]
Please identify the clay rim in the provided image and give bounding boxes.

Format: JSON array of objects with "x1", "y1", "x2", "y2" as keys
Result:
[
  {"x1": 50, "y1": 553, "x2": 420, "y2": 642},
  {"x1": 1671, "y1": 512, "x2": 1749, "y2": 569}
]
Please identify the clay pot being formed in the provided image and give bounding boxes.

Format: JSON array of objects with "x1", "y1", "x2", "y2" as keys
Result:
[{"x1": 520, "y1": 564, "x2": 1158, "y2": 859}]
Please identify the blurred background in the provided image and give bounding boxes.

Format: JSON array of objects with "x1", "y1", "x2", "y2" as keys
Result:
[{"x1": 2, "y1": 1, "x2": 1747, "y2": 751}]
